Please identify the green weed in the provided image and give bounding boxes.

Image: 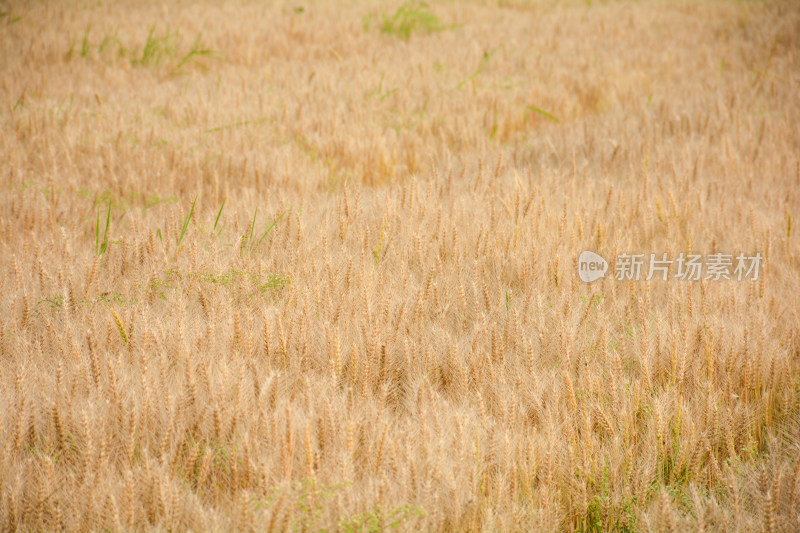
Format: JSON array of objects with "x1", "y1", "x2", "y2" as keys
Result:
[
  {"x1": 81, "y1": 25, "x2": 91, "y2": 58},
  {"x1": 379, "y1": 2, "x2": 445, "y2": 39},
  {"x1": 526, "y1": 105, "x2": 560, "y2": 123},
  {"x1": 66, "y1": 22, "x2": 217, "y2": 74},
  {"x1": 38, "y1": 294, "x2": 64, "y2": 309},
  {"x1": 95, "y1": 202, "x2": 111, "y2": 255},
  {"x1": 169, "y1": 33, "x2": 218, "y2": 76},
  {"x1": 148, "y1": 268, "x2": 290, "y2": 301},
  {"x1": 205, "y1": 116, "x2": 270, "y2": 134},
  {"x1": 0, "y1": 11, "x2": 22, "y2": 24},
  {"x1": 339, "y1": 503, "x2": 426, "y2": 532},
  {"x1": 212, "y1": 198, "x2": 226, "y2": 236},
  {"x1": 177, "y1": 195, "x2": 197, "y2": 247},
  {"x1": 255, "y1": 210, "x2": 286, "y2": 251},
  {"x1": 242, "y1": 207, "x2": 288, "y2": 253},
  {"x1": 456, "y1": 49, "x2": 496, "y2": 89},
  {"x1": 137, "y1": 24, "x2": 178, "y2": 67}
]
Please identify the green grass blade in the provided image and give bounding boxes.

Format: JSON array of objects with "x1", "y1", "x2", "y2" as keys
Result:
[
  {"x1": 255, "y1": 210, "x2": 286, "y2": 251},
  {"x1": 247, "y1": 207, "x2": 258, "y2": 251},
  {"x1": 95, "y1": 207, "x2": 100, "y2": 254},
  {"x1": 177, "y1": 195, "x2": 197, "y2": 246},
  {"x1": 81, "y1": 25, "x2": 91, "y2": 58},
  {"x1": 168, "y1": 33, "x2": 218, "y2": 76},
  {"x1": 526, "y1": 105, "x2": 560, "y2": 123},
  {"x1": 141, "y1": 24, "x2": 157, "y2": 65},
  {"x1": 100, "y1": 203, "x2": 111, "y2": 254},
  {"x1": 213, "y1": 198, "x2": 226, "y2": 232}
]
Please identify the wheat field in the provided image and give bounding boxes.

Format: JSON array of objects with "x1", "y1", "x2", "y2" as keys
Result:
[{"x1": 1, "y1": 0, "x2": 799, "y2": 531}]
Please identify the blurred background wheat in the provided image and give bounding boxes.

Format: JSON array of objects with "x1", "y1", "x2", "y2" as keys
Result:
[{"x1": 1, "y1": 0, "x2": 799, "y2": 531}]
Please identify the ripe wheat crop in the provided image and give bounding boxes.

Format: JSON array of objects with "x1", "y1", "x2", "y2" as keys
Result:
[{"x1": 1, "y1": 0, "x2": 799, "y2": 531}]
